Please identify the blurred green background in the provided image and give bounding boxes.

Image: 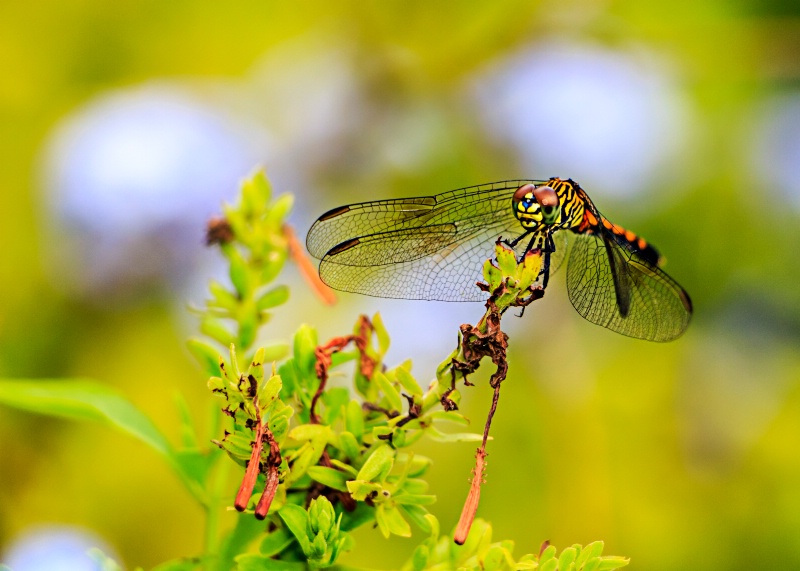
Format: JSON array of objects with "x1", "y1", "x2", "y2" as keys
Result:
[{"x1": 2, "y1": 1, "x2": 800, "y2": 569}]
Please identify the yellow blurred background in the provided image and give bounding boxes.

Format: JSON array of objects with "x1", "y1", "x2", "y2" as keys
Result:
[{"x1": 1, "y1": 1, "x2": 800, "y2": 569}]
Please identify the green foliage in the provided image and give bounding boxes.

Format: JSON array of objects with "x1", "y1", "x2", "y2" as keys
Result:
[
  {"x1": 403, "y1": 520, "x2": 628, "y2": 571},
  {"x1": 0, "y1": 171, "x2": 630, "y2": 570}
]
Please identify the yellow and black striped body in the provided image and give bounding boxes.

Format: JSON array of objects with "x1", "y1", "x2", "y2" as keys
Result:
[{"x1": 513, "y1": 177, "x2": 661, "y2": 266}]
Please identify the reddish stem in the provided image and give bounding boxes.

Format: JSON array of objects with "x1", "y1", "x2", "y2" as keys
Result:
[
  {"x1": 234, "y1": 421, "x2": 265, "y2": 511},
  {"x1": 284, "y1": 224, "x2": 337, "y2": 306}
]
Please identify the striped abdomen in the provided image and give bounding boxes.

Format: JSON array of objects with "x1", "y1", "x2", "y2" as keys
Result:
[{"x1": 573, "y1": 191, "x2": 661, "y2": 266}]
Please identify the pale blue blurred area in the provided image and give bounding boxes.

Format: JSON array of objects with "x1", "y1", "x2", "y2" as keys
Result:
[
  {"x1": 41, "y1": 84, "x2": 268, "y2": 300},
  {"x1": 2, "y1": 526, "x2": 112, "y2": 571},
  {"x1": 471, "y1": 40, "x2": 691, "y2": 199},
  {"x1": 752, "y1": 94, "x2": 800, "y2": 209}
]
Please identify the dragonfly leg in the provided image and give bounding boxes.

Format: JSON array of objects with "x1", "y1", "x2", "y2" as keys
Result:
[
  {"x1": 540, "y1": 234, "x2": 556, "y2": 289},
  {"x1": 503, "y1": 230, "x2": 531, "y2": 251},
  {"x1": 520, "y1": 232, "x2": 540, "y2": 263}
]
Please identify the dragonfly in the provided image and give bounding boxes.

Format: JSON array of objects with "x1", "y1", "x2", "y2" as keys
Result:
[{"x1": 306, "y1": 178, "x2": 692, "y2": 342}]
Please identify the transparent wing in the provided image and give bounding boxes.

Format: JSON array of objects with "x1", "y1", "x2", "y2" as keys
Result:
[
  {"x1": 306, "y1": 180, "x2": 545, "y2": 259},
  {"x1": 319, "y1": 215, "x2": 525, "y2": 301},
  {"x1": 565, "y1": 230, "x2": 692, "y2": 342}
]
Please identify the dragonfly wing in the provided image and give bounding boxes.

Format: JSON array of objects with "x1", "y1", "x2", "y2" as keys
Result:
[
  {"x1": 547, "y1": 230, "x2": 569, "y2": 278},
  {"x1": 319, "y1": 216, "x2": 521, "y2": 301},
  {"x1": 566, "y1": 231, "x2": 692, "y2": 342},
  {"x1": 306, "y1": 180, "x2": 544, "y2": 258}
]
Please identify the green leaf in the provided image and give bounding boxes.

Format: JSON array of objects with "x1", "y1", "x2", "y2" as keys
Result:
[
  {"x1": 372, "y1": 312, "x2": 391, "y2": 354},
  {"x1": 150, "y1": 558, "x2": 204, "y2": 571},
  {"x1": 266, "y1": 193, "x2": 295, "y2": 228},
  {"x1": 289, "y1": 424, "x2": 331, "y2": 442},
  {"x1": 279, "y1": 504, "x2": 311, "y2": 553},
  {"x1": 518, "y1": 249, "x2": 542, "y2": 290},
  {"x1": 374, "y1": 371, "x2": 403, "y2": 413},
  {"x1": 238, "y1": 311, "x2": 258, "y2": 350},
  {"x1": 397, "y1": 504, "x2": 432, "y2": 533},
  {"x1": 376, "y1": 504, "x2": 411, "y2": 538},
  {"x1": 346, "y1": 480, "x2": 382, "y2": 501},
  {"x1": 345, "y1": 401, "x2": 364, "y2": 441},
  {"x1": 329, "y1": 458, "x2": 358, "y2": 478},
  {"x1": 174, "y1": 392, "x2": 199, "y2": 449},
  {"x1": 187, "y1": 339, "x2": 224, "y2": 377},
  {"x1": 283, "y1": 435, "x2": 327, "y2": 486},
  {"x1": 257, "y1": 375, "x2": 283, "y2": 412},
  {"x1": 559, "y1": 547, "x2": 577, "y2": 571},
  {"x1": 577, "y1": 542, "x2": 604, "y2": 566},
  {"x1": 201, "y1": 317, "x2": 234, "y2": 347},
  {"x1": 257, "y1": 286, "x2": 290, "y2": 311},
  {"x1": 293, "y1": 324, "x2": 319, "y2": 379},
  {"x1": 322, "y1": 388, "x2": 350, "y2": 424},
  {"x1": 235, "y1": 555, "x2": 306, "y2": 571},
  {"x1": 395, "y1": 366, "x2": 423, "y2": 397},
  {"x1": 356, "y1": 443, "x2": 394, "y2": 483},
  {"x1": 339, "y1": 503, "x2": 375, "y2": 532},
  {"x1": 338, "y1": 431, "x2": 361, "y2": 462},
  {"x1": 228, "y1": 248, "x2": 251, "y2": 298},
  {"x1": 260, "y1": 251, "x2": 287, "y2": 284},
  {"x1": 260, "y1": 526, "x2": 295, "y2": 556},
  {"x1": 307, "y1": 466, "x2": 350, "y2": 492},
  {"x1": 393, "y1": 494, "x2": 436, "y2": 505},
  {"x1": 596, "y1": 558, "x2": 630, "y2": 570},
  {"x1": 495, "y1": 242, "x2": 518, "y2": 276},
  {"x1": 427, "y1": 410, "x2": 471, "y2": 425},
  {"x1": 540, "y1": 545, "x2": 557, "y2": 563},
  {"x1": 412, "y1": 545, "x2": 429, "y2": 571},
  {"x1": 260, "y1": 343, "x2": 290, "y2": 363},
  {"x1": 482, "y1": 258, "x2": 502, "y2": 290},
  {"x1": 0, "y1": 379, "x2": 171, "y2": 458},
  {"x1": 249, "y1": 170, "x2": 272, "y2": 205},
  {"x1": 424, "y1": 426, "x2": 483, "y2": 443},
  {"x1": 209, "y1": 280, "x2": 239, "y2": 311},
  {"x1": 482, "y1": 546, "x2": 505, "y2": 571}
]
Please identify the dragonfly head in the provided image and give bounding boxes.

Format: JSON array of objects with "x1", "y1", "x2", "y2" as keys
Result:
[{"x1": 513, "y1": 184, "x2": 561, "y2": 228}]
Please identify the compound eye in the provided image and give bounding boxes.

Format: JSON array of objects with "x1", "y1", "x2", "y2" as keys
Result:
[
  {"x1": 533, "y1": 186, "x2": 560, "y2": 225},
  {"x1": 513, "y1": 183, "x2": 536, "y2": 203}
]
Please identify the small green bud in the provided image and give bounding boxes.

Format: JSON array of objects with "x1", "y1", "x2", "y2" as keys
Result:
[{"x1": 308, "y1": 497, "x2": 335, "y2": 537}]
